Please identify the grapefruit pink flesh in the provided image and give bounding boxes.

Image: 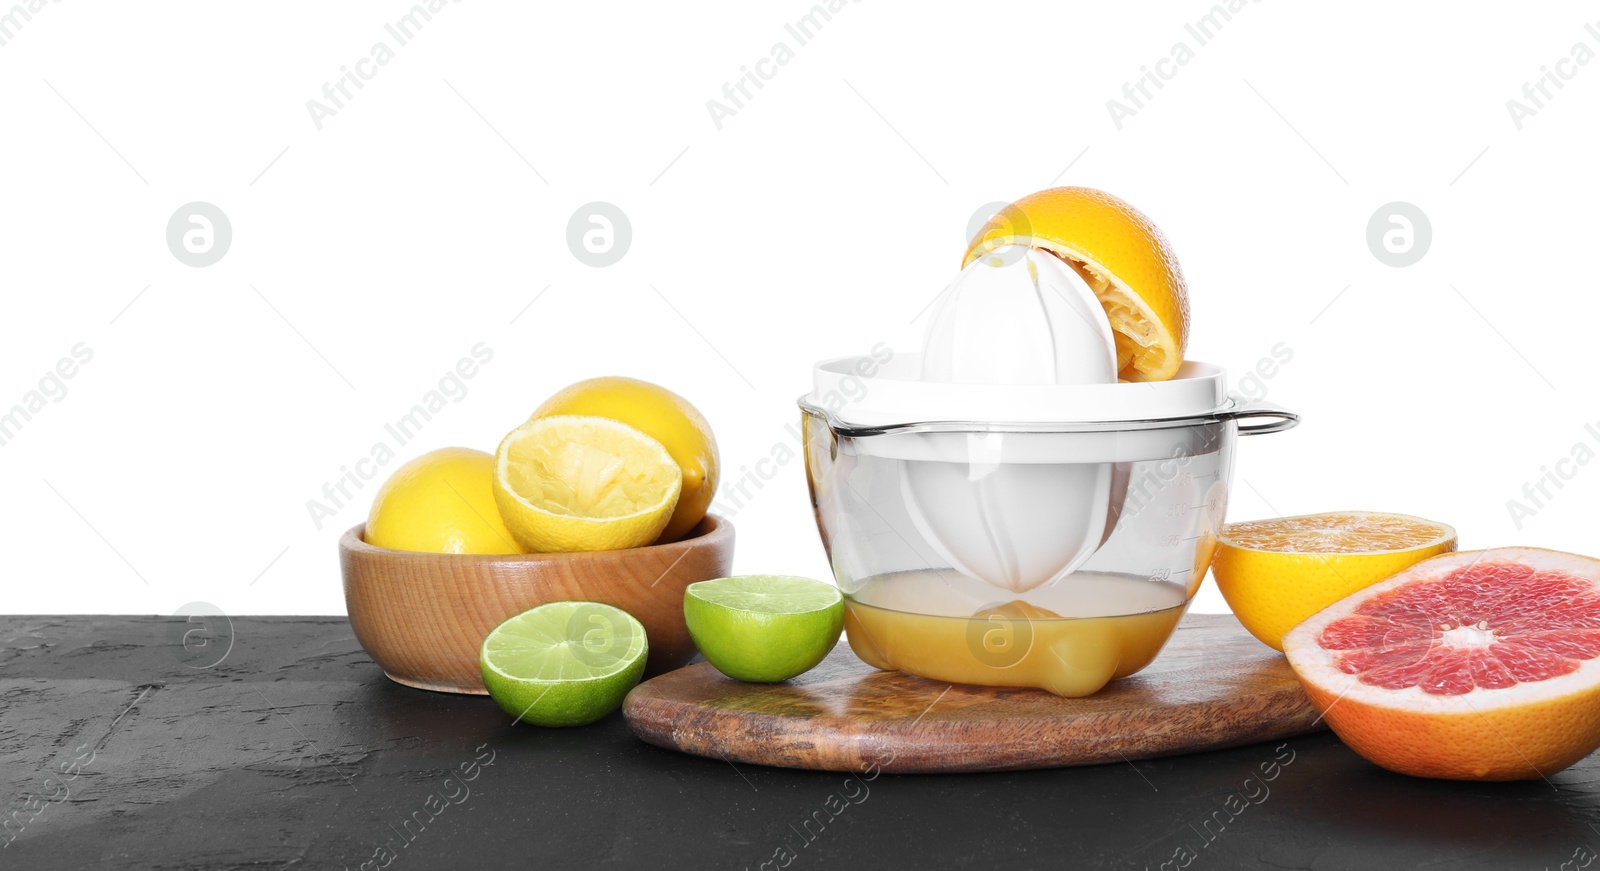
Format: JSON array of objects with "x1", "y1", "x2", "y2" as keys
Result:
[
  {"x1": 1284, "y1": 547, "x2": 1600, "y2": 781},
  {"x1": 1318, "y1": 558, "x2": 1600, "y2": 694}
]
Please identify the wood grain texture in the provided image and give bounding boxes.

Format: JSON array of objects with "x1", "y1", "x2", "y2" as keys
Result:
[
  {"x1": 340, "y1": 514, "x2": 733, "y2": 694},
  {"x1": 623, "y1": 613, "x2": 1325, "y2": 773}
]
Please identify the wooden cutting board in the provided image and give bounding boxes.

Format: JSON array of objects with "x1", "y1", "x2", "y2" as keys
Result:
[{"x1": 623, "y1": 613, "x2": 1326, "y2": 773}]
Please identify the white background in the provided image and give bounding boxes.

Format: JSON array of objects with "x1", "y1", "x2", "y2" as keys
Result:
[{"x1": 3, "y1": 0, "x2": 1596, "y2": 616}]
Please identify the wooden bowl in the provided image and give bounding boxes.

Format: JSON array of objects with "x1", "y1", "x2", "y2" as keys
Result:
[{"x1": 340, "y1": 514, "x2": 734, "y2": 694}]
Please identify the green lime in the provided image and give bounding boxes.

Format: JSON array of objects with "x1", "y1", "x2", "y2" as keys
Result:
[
  {"x1": 479, "y1": 601, "x2": 648, "y2": 727},
  {"x1": 683, "y1": 575, "x2": 844, "y2": 683}
]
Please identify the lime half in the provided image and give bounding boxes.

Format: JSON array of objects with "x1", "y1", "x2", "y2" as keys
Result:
[
  {"x1": 684, "y1": 576, "x2": 844, "y2": 683},
  {"x1": 479, "y1": 601, "x2": 648, "y2": 727}
]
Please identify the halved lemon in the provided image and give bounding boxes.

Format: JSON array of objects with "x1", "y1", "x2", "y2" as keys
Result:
[
  {"x1": 963, "y1": 187, "x2": 1190, "y2": 382},
  {"x1": 533, "y1": 377, "x2": 718, "y2": 543},
  {"x1": 493, "y1": 415, "x2": 682, "y2": 553},
  {"x1": 1211, "y1": 511, "x2": 1458, "y2": 651}
]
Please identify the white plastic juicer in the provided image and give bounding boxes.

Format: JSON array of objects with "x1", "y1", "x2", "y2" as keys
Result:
[{"x1": 799, "y1": 246, "x2": 1298, "y2": 696}]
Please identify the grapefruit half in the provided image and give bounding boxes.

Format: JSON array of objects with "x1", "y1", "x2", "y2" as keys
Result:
[{"x1": 1284, "y1": 547, "x2": 1600, "y2": 781}]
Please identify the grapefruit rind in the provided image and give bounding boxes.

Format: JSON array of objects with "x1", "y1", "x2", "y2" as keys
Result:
[{"x1": 1284, "y1": 547, "x2": 1600, "y2": 781}]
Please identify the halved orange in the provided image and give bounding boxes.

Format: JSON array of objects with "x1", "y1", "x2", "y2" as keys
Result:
[
  {"x1": 963, "y1": 187, "x2": 1189, "y2": 381},
  {"x1": 1211, "y1": 512, "x2": 1458, "y2": 651}
]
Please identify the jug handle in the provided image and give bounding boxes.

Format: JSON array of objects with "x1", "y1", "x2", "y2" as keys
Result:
[{"x1": 1217, "y1": 399, "x2": 1300, "y2": 436}]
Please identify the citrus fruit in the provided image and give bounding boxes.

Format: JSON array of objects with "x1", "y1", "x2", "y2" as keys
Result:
[
  {"x1": 1212, "y1": 512, "x2": 1457, "y2": 651},
  {"x1": 1284, "y1": 547, "x2": 1600, "y2": 780},
  {"x1": 684, "y1": 576, "x2": 845, "y2": 682},
  {"x1": 534, "y1": 377, "x2": 718, "y2": 542},
  {"x1": 480, "y1": 601, "x2": 648, "y2": 727},
  {"x1": 962, "y1": 187, "x2": 1189, "y2": 382},
  {"x1": 365, "y1": 447, "x2": 521, "y2": 554},
  {"x1": 493, "y1": 415, "x2": 682, "y2": 553}
]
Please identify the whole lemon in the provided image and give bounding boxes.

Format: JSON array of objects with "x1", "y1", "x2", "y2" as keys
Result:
[
  {"x1": 533, "y1": 377, "x2": 718, "y2": 542},
  {"x1": 366, "y1": 447, "x2": 522, "y2": 554}
]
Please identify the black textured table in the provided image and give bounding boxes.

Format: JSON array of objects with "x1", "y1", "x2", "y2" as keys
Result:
[{"x1": 4, "y1": 616, "x2": 1599, "y2": 870}]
